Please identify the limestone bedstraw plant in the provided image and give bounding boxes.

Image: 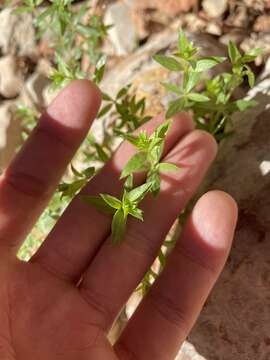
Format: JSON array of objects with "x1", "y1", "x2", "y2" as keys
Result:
[
  {"x1": 154, "y1": 31, "x2": 261, "y2": 141},
  {"x1": 12, "y1": 2, "x2": 262, "y2": 289},
  {"x1": 82, "y1": 32, "x2": 262, "y2": 247},
  {"x1": 82, "y1": 121, "x2": 180, "y2": 243},
  {"x1": 15, "y1": 0, "x2": 110, "y2": 73}
]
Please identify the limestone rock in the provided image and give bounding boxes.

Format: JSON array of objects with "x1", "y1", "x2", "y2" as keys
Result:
[
  {"x1": 202, "y1": 0, "x2": 228, "y2": 18},
  {"x1": 0, "y1": 56, "x2": 23, "y2": 98},
  {"x1": 25, "y1": 72, "x2": 51, "y2": 107},
  {"x1": 176, "y1": 342, "x2": 207, "y2": 360},
  {"x1": 253, "y1": 14, "x2": 270, "y2": 32},
  {"x1": 100, "y1": 28, "x2": 228, "y2": 107},
  {"x1": 0, "y1": 8, "x2": 36, "y2": 58},
  {"x1": 127, "y1": 0, "x2": 198, "y2": 16},
  {"x1": 186, "y1": 83, "x2": 270, "y2": 360},
  {"x1": 104, "y1": 2, "x2": 137, "y2": 56}
]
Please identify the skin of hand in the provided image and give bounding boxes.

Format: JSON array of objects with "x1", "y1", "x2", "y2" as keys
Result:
[{"x1": 0, "y1": 80, "x2": 238, "y2": 360}]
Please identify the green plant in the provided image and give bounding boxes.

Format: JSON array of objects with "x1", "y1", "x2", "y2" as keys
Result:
[
  {"x1": 81, "y1": 32, "x2": 261, "y2": 247},
  {"x1": 12, "y1": 0, "x2": 262, "y2": 292},
  {"x1": 154, "y1": 31, "x2": 261, "y2": 141},
  {"x1": 15, "y1": 105, "x2": 39, "y2": 140},
  {"x1": 15, "y1": 0, "x2": 110, "y2": 89}
]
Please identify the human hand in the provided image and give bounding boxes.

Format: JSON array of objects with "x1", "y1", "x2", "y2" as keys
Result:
[{"x1": 0, "y1": 80, "x2": 237, "y2": 360}]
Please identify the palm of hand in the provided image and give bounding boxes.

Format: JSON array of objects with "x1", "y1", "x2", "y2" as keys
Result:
[
  {"x1": 0, "y1": 81, "x2": 237, "y2": 360},
  {"x1": 1, "y1": 261, "x2": 117, "y2": 360}
]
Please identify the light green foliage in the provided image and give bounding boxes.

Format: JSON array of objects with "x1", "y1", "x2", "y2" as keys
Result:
[
  {"x1": 82, "y1": 121, "x2": 180, "y2": 243},
  {"x1": 12, "y1": 1, "x2": 261, "y2": 296},
  {"x1": 83, "y1": 180, "x2": 151, "y2": 243},
  {"x1": 16, "y1": 0, "x2": 111, "y2": 88},
  {"x1": 99, "y1": 85, "x2": 152, "y2": 132},
  {"x1": 154, "y1": 30, "x2": 262, "y2": 141},
  {"x1": 15, "y1": 105, "x2": 39, "y2": 140},
  {"x1": 58, "y1": 164, "x2": 95, "y2": 199},
  {"x1": 119, "y1": 121, "x2": 179, "y2": 195}
]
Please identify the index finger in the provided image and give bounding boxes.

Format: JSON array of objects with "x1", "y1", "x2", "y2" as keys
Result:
[{"x1": 0, "y1": 80, "x2": 101, "y2": 256}]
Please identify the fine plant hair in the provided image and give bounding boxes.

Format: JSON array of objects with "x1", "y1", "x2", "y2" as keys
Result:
[{"x1": 12, "y1": 1, "x2": 262, "y2": 291}]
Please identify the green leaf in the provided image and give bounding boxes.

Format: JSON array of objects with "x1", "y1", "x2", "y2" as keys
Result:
[
  {"x1": 228, "y1": 41, "x2": 241, "y2": 64},
  {"x1": 158, "y1": 250, "x2": 166, "y2": 268},
  {"x1": 93, "y1": 55, "x2": 106, "y2": 84},
  {"x1": 242, "y1": 48, "x2": 263, "y2": 63},
  {"x1": 102, "y1": 92, "x2": 113, "y2": 101},
  {"x1": 111, "y1": 209, "x2": 127, "y2": 244},
  {"x1": 187, "y1": 93, "x2": 210, "y2": 102},
  {"x1": 97, "y1": 103, "x2": 113, "y2": 118},
  {"x1": 124, "y1": 174, "x2": 134, "y2": 191},
  {"x1": 121, "y1": 152, "x2": 148, "y2": 179},
  {"x1": 166, "y1": 98, "x2": 185, "y2": 119},
  {"x1": 58, "y1": 179, "x2": 85, "y2": 198},
  {"x1": 178, "y1": 30, "x2": 189, "y2": 54},
  {"x1": 116, "y1": 86, "x2": 130, "y2": 99},
  {"x1": 195, "y1": 57, "x2": 226, "y2": 72},
  {"x1": 13, "y1": 6, "x2": 32, "y2": 14},
  {"x1": 245, "y1": 65, "x2": 255, "y2": 87},
  {"x1": 235, "y1": 99, "x2": 257, "y2": 111},
  {"x1": 184, "y1": 71, "x2": 201, "y2": 93},
  {"x1": 177, "y1": 30, "x2": 198, "y2": 60},
  {"x1": 100, "y1": 194, "x2": 122, "y2": 209},
  {"x1": 153, "y1": 120, "x2": 171, "y2": 139},
  {"x1": 153, "y1": 55, "x2": 184, "y2": 71},
  {"x1": 161, "y1": 82, "x2": 182, "y2": 95},
  {"x1": 55, "y1": 53, "x2": 73, "y2": 78},
  {"x1": 95, "y1": 144, "x2": 109, "y2": 162},
  {"x1": 83, "y1": 167, "x2": 95, "y2": 179},
  {"x1": 147, "y1": 171, "x2": 161, "y2": 196},
  {"x1": 127, "y1": 183, "x2": 152, "y2": 203},
  {"x1": 80, "y1": 195, "x2": 115, "y2": 215},
  {"x1": 71, "y1": 164, "x2": 82, "y2": 178},
  {"x1": 159, "y1": 162, "x2": 180, "y2": 172},
  {"x1": 128, "y1": 207, "x2": 144, "y2": 221}
]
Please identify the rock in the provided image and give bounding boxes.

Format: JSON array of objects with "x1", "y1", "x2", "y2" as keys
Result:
[
  {"x1": 253, "y1": 14, "x2": 270, "y2": 32},
  {"x1": 127, "y1": 0, "x2": 198, "y2": 16},
  {"x1": 0, "y1": 102, "x2": 22, "y2": 170},
  {"x1": 25, "y1": 72, "x2": 51, "y2": 107},
  {"x1": 243, "y1": 0, "x2": 266, "y2": 11},
  {"x1": 0, "y1": 56, "x2": 23, "y2": 98},
  {"x1": 183, "y1": 13, "x2": 207, "y2": 33},
  {"x1": 176, "y1": 342, "x2": 207, "y2": 360},
  {"x1": 104, "y1": 2, "x2": 137, "y2": 56},
  {"x1": 241, "y1": 33, "x2": 269, "y2": 65},
  {"x1": 0, "y1": 8, "x2": 36, "y2": 58},
  {"x1": 100, "y1": 28, "x2": 228, "y2": 107},
  {"x1": 225, "y1": 4, "x2": 249, "y2": 29},
  {"x1": 202, "y1": 0, "x2": 228, "y2": 18},
  {"x1": 186, "y1": 83, "x2": 270, "y2": 360},
  {"x1": 205, "y1": 22, "x2": 222, "y2": 36},
  {"x1": 219, "y1": 31, "x2": 246, "y2": 47}
]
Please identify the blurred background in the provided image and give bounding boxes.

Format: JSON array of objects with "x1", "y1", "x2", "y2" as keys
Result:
[{"x1": 0, "y1": 0, "x2": 269, "y2": 359}]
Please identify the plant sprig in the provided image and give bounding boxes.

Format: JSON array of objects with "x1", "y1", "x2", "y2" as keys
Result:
[
  {"x1": 82, "y1": 180, "x2": 151, "y2": 244},
  {"x1": 154, "y1": 31, "x2": 263, "y2": 141}
]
